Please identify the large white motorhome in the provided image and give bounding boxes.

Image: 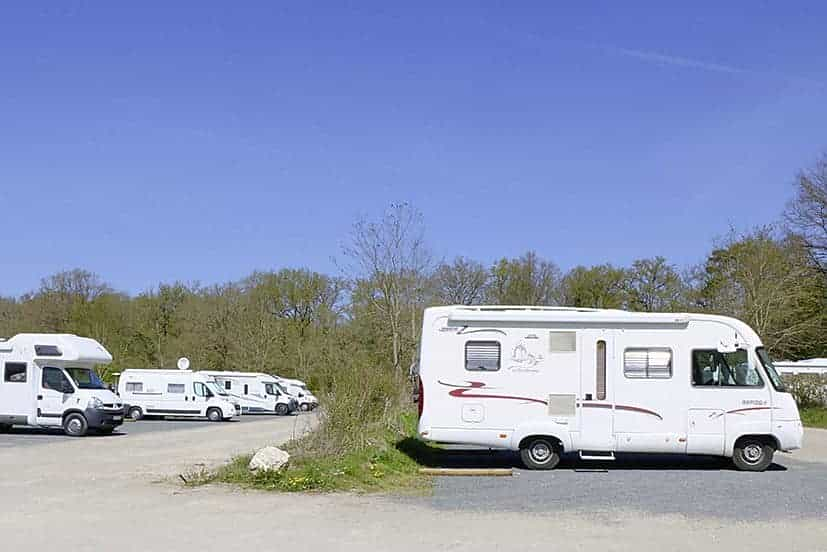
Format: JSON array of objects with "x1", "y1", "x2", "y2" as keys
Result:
[
  {"x1": 199, "y1": 371, "x2": 297, "y2": 415},
  {"x1": 276, "y1": 377, "x2": 319, "y2": 411},
  {"x1": 416, "y1": 306, "x2": 803, "y2": 472},
  {"x1": 0, "y1": 334, "x2": 125, "y2": 436},
  {"x1": 118, "y1": 369, "x2": 239, "y2": 421}
]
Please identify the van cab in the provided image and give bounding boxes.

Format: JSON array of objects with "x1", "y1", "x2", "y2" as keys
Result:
[{"x1": 0, "y1": 334, "x2": 125, "y2": 436}]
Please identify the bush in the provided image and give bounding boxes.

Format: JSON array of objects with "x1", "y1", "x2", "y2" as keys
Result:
[{"x1": 783, "y1": 374, "x2": 827, "y2": 408}]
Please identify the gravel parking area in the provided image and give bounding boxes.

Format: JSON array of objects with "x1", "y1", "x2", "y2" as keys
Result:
[
  {"x1": 0, "y1": 420, "x2": 824, "y2": 552},
  {"x1": 0, "y1": 412, "x2": 304, "y2": 448}
]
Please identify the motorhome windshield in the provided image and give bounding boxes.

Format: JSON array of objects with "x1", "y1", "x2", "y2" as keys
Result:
[
  {"x1": 756, "y1": 348, "x2": 786, "y2": 392},
  {"x1": 65, "y1": 367, "x2": 107, "y2": 390},
  {"x1": 207, "y1": 382, "x2": 228, "y2": 397}
]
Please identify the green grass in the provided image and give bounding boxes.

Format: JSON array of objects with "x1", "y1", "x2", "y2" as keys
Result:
[
  {"x1": 801, "y1": 407, "x2": 827, "y2": 429},
  {"x1": 187, "y1": 412, "x2": 439, "y2": 493}
]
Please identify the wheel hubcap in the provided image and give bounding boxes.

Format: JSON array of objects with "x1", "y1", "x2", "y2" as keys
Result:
[
  {"x1": 743, "y1": 444, "x2": 763, "y2": 464},
  {"x1": 531, "y1": 442, "x2": 551, "y2": 463},
  {"x1": 68, "y1": 419, "x2": 82, "y2": 433}
]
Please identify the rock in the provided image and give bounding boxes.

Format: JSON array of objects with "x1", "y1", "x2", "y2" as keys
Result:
[{"x1": 248, "y1": 446, "x2": 290, "y2": 473}]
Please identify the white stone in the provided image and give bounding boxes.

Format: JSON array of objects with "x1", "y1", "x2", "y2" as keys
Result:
[{"x1": 248, "y1": 446, "x2": 290, "y2": 473}]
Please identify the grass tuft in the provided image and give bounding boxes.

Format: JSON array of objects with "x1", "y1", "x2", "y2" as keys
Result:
[{"x1": 801, "y1": 407, "x2": 827, "y2": 429}]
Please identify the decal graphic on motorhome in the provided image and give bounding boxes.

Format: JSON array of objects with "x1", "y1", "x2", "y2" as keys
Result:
[{"x1": 438, "y1": 380, "x2": 664, "y2": 419}]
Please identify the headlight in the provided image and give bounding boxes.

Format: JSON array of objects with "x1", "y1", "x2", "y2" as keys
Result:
[{"x1": 88, "y1": 397, "x2": 104, "y2": 409}]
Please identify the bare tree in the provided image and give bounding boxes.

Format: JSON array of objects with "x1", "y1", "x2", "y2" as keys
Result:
[
  {"x1": 341, "y1": 203, "x2": 432, "y2": 375},
  {"x1": 786, "y1": 154, "x2": 827, "y2": 275},
  {"x1": 626, "y1": 257, "x2": 685, "y2": 312}
]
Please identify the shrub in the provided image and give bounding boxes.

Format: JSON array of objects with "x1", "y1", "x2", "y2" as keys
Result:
[{"x1": 783, "y1": 374, "x2": 827, "y2": 408}]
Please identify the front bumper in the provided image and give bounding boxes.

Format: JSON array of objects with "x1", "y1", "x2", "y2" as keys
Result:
[
  {"x1": 85, "y1": 406, "x2": 126, "y2": 429},
  {"x1": 776, "y1": 419, "x2": 804, "y2": 452}
]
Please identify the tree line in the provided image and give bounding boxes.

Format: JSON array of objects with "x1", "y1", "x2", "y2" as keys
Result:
[{"x1": 1, "y1": 155, "x2": 826, "y2": 394}]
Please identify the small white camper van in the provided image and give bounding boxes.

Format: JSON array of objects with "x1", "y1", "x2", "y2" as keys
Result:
[
  {"x1": 118, "y1": 369, "x2": 239, "y2": 421},
  {"x1": 199, "y1": 371, "x2": 297, "y2": 415},
  {"x1": 276, "y1": 377, "x2": 319, "y2": 411},
  {"x1": 0, "y1": 334, "x2": 125, "y2": 436},
  {"x1": 416, "y1": 306, "x2": 803, "y2": 472}
]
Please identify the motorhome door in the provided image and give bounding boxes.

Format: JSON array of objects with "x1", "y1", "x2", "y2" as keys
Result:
[{"x1": 578, "y1": 331, "x2": 615, "y2": 451}]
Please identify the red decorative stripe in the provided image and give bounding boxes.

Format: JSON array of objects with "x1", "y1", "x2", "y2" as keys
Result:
[
  {"x1": 437, "y1": 381, "x2": 663, "y2": 419},
  {"x1": 580, "y1": 402, "x2": 663, "y2": 420},
  {"x1": 725, "y1": 406, "x2": 777, "y2": 415}
]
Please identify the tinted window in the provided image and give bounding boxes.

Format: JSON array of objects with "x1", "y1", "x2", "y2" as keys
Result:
[
  {"x1": 167, "y1": 383, "x2": 186, "y2": 394},
  {"x1": 692, "y1": 349, "x2": 762, "y2": 387},
  {"x1": 194, "y1": 382, "x2": 210, "y2": 397},
  {"x1": 4, "y1": 362, "x2": 27, "y2": 383},
  {"x1": 42, "y1": 367, "x2": 73, "y2": 392}
]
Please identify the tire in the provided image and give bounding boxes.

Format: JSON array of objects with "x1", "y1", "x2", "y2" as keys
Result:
[
  {"x1": 300, "y1": 403, "x2": 310, "y2": 412},
  {"x1": 0, "y1": 423, "x2": 11, "y2": 433},
  {"x1": 275, "y1": 403, "x2": 289, "y2": 416},
  {"x1": 63, "y1": 413, "x2": 88, "y2": 437},
  {"x1": 127, "y1": 406, "x2": 143, "y2": 421},
  {"x1": 206, "y1": 407, "x2": 223, "y2": 422},
  {"x1": 733, "y1": 438, "x2": 775, "y2": 472},
  {"x1": 520, "y1": 437, "x2": 561, "y2": 470}
]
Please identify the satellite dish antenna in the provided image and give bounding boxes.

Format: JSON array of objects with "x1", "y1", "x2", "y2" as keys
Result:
[{"x1": 177, "y1": 357, "x2": 190, "y2": 371}]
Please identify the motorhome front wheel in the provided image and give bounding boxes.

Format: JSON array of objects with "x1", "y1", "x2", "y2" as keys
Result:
[
  {"x1": 207, "y1": 408, "x2": 223, "y2": 422},
  {"x1": 275, "y1": 404, "x2": 288, "y2": 416},
  {"x1": 520, "y1": 437, "x2": 561, "y2": 470},
  {"x1": 63, "y1": 413, "x2": 88, "y2": 437},
  {"x1": 732, "y1": 438, "x2": 775, "y2": 472},
  {"x1": 127, "y1": 406, "x2": 143, "y2": 421}
]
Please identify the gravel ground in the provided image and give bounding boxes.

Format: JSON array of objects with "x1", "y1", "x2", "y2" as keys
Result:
[
  {"x1": 425, "y1": 450, "x2": 827, "y2": 520},
  {"x1": 0, "y1": 419, "x2": 825, "y2": 552},
  {"x1": 0, "y1": 412, "x2": 304, "y2": 448}
]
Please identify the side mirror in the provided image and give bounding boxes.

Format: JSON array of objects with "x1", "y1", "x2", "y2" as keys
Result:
[{"x1": 717, "y1": 338, "x2": 739, "y2": 354}]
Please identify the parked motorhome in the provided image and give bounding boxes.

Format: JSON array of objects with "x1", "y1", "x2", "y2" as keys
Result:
[
  {"x1": 276, "y1": 377, "x2": 319, "y2": 411},
  {"x1": 118, "y1": 369, "x2": 239, "y2": 421},
  {"x1": 199, "y1": 371, "x2": 297, "y2": 415},
  {"x1": 0, "y1": 334, "x2": 125, "y2": 436},
  {"x1": 416, "y1": 306, "x2": 803, "y2": 472}
]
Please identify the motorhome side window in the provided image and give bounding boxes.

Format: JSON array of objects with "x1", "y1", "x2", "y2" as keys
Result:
[
  {"x1": 465, "y1": 341, "x2": 500, "y2": 371},
  {"x1": 224, "y1": 380, "x2": 231, "y2": 390},
  {"x1": 4, "y1": 362, "x2": 27, "y2": 383},
  {"x1": 167, "y1": 383, "x2": 186, "y2": 393},
  {"x1": 42, "y1": 367, "x2": 72, "y2": 391},
  {"x1": 125, "y1": 382, "x2": 143, "y2": 392},
  {"x1": 623, "y1": 348, "x2": 672, "y2": 379},
  {"x1": 692, "y1": 349, "x2": 762, "y2": 387}
]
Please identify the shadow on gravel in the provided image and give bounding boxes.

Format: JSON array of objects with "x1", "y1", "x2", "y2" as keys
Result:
[
  {"x1": 1, "y1": 427, "x2": 126, "y2": 438},
  {"x1": 396, "y1": 437, "x2": 788, "y2": 472}
]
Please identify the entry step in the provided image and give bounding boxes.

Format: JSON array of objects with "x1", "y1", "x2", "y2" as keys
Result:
[{"x1": 579, "y1": 450, "x2": 615, "y2": 461}]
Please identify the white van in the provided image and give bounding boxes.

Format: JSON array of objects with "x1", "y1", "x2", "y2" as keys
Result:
[
  {"x1": 0, "y1": 334, "x2": 125, "y2": 436},
  {"x1": 199, "y1": 371, "x2": 297, "y2": 415},
  {"x1": 276, "y1": 377, "x2": 319, "y2": 411},
  {"x1": 416, "y1": 306, "x2": 803, "y2": 472},
  {"x1": 118, "y1": 369, "x2": 239, "y2": 421}
]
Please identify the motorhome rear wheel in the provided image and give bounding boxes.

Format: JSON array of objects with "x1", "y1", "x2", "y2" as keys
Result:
[
  {"x1": 63, "y1": 413, "x2": 88, "y2": 437},
  {"x1": 0, "y1": 423, "x2": 11, "y2": 433},
  {"x1": 520, "y1": 437, "x2": 561, "y2": 470},
  {"x1": 732, "y1": 437, "x2": 775, "y2": 472}
]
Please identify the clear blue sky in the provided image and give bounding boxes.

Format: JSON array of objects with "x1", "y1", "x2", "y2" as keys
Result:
[{"x1": 2, "y1": 2, "x2": 826, "y2": 296}]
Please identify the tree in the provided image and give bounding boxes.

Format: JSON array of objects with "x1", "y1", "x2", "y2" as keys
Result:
[
  {"x1": 694, "y1": 228, "x2": 827, "y2": 359},
  {"x1": 341, "y1": 203, "x2": 432, "y2": 376},
  {"x1": 785, "y1": 154, "x2": 827, "y2": 275},
  {"x1": 488, "y1": 251, "x2": 561, "y2": 305},
  {"x1": 432, "y1": 257, "x2": 489, "y2": 305},
  {"x1": 561, "y1": 264, "x2": 627, "y2": 308},
  {"x1": 625, "y1": 257, "x2": 685, "y2": 312}
]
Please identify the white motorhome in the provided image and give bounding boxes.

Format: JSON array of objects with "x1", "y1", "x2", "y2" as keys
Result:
[
  {"x1": 199, "y1": 371, "x2": 297, "y2": 415},
  {"x1": 276, "y1": 377, "x2": 319, "y2": 411},
  {"x1": 118, "y1": 369, "x2": 239, "y2": 421},
  {"x1": 774, "y1": 358, "x2": 827, "y2": 376},
  {"x1": 0, "y1": 334, "x2": 125, "y2": 436},
  {"x1": 416, "y1": 306, "x2": 803, "y2": 472}
]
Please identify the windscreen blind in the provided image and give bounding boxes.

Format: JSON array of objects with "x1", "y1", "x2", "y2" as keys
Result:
[{"x1": 465, "y1": 341, "x2": 501, "y2": 371}]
